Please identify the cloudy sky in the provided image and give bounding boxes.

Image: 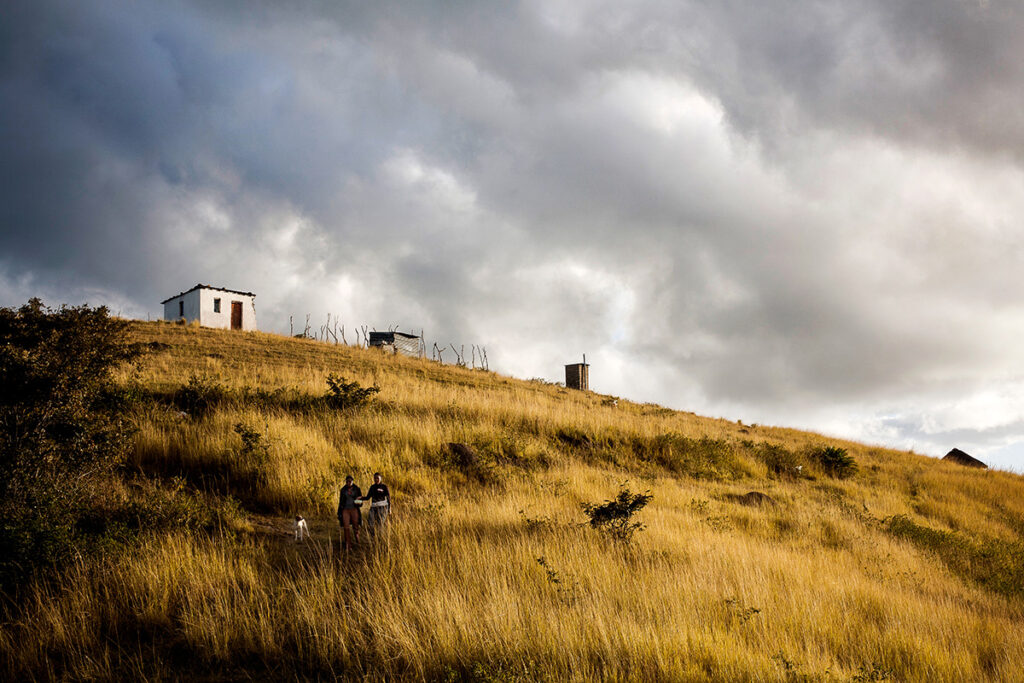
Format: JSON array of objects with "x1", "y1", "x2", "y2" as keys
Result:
[{"x1": 3, "y1": 0, "x2": 1024, "y2": 471}]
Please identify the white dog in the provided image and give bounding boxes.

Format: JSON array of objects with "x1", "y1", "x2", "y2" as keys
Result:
[{"x1": 294, "y1": 515, "x2": 309, "y2": 542}]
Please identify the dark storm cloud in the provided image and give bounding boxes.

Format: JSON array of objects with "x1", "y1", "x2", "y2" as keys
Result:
[
  {"x1": 640, "y1": 1, "x2": 1024, "y2": 161},
  {"x1": 3, "y1": 0, "x2": 1024, "y2": 468},
  {"x1": 0, "y1": 0, "x2": 435, "y2": 299}
]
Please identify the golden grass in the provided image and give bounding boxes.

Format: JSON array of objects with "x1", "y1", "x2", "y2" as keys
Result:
[{"x1": 3, "y1": 320, "x2": 1024, "y2": 681}]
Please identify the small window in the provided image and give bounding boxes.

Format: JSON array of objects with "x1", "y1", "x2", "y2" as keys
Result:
[
  {"x1": 178, "y1": 300, "x2": 184, "y2": 317},
  {"x1": 213, "y1": 298, "x2": 221, "y2": 313}
]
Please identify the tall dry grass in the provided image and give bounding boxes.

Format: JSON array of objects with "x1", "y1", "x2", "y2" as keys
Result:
[{"x1": 2, "y1": 320, "x2": 1023, "y2": 681}]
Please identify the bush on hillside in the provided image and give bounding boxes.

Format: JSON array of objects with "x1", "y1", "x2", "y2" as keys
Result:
[
  {"x1": 324, "y1": 374, "x2": 379, "y2": 410},
  {"x1": 0, "y1": 298, "x2": 140, "y2": 587},
  {"x1": 751, "y1": 442, "x2": 804, "y2": 479},
  {"x1": 444, "y1": 442, "x2": 500, "y2": 485},
  {"x1": 633, "y1": 433, "x2": 743, "y2": 479},
  {"x1": 234, "y1": 422, "x2": 271, "y2": 484},
  {"x1": 174, "y1": 374, "x2": 226, "y2": 417},
  {"x1": 813, "y1": 445, "x2": 858, "y2": 479},
  {"x1": 554, "y1": 426, "x2": 594, "y2": 450},
  {"x1": 582, "y1": 484, "x2": 653, "y2": 543},
  {"x1": 472, "y1": 432, "x2": 551, "y2": 471},
  {"x1": 77, "y1": 477, "x2": 242, "y2": 540}
]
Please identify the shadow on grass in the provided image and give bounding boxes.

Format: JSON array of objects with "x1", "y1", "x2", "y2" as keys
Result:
[{"x1": 887, "y1": 514, "x2": 1024, "y2": 599}]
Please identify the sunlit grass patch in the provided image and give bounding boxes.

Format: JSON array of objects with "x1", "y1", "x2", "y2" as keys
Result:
[{"x1": 3, "y1": 320, "x2": 1024, "y2": 681}]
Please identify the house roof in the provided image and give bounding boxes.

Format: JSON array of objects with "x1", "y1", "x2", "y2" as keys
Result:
[
  {"x1": 160, "y1": 284, "x2": 256, "y2": 304},
  {"x1": 942, "y1": 448, "x2": 988, "y2": 469}
]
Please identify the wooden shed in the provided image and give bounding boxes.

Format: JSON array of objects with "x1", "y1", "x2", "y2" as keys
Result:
[{"x1": 565, "y1": 356, "x2": 590, "y2": 391}]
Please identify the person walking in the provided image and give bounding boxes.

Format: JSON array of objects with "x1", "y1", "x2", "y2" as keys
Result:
[
  {"x1": 337, "y1": 475, "x2": 363, "y2": 551},
  {"x1": 363, "y1": 472, "x2": 391, "y2": 533}
]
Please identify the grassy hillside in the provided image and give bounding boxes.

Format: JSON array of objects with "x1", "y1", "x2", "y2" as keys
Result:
[{"x1": 3, "y1": 320, "x2": 1024, "y2": 681}]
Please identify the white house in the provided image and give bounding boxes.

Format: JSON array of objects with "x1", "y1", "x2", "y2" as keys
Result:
[{"x1": 161, "y1": 284, "x2": 257, "y2": 331}]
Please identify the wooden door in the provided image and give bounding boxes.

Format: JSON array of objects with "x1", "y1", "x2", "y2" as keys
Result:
[{"x1": 231, "y1": 301, "x2": 242, "y2": 330}]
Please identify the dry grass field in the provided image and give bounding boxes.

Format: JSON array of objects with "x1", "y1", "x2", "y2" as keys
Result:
[{"x1": 2, "y1": 320, "x2": 1023, "y2": 681}]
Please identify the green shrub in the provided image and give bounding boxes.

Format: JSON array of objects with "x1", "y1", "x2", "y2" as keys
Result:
[
  {"x1": 752, "y1": 442, "x2": 803, "y2": 479},
  {"x1": 234, "y1": 422, "x2": 271, "y2": 484},
  {"x1": 852, "y1": 662, "x2": 895, "y2": 682},
  {"x1": 323, "y1": 374, "x2": 379, "y2": 410},
  {"x1": 241, "y1": 385, "x2": 291, "y2": 410},
  {"x1": 475, "y1": 433, "x2": 550, "y2": 470},
  {"x1": 174, "y1": 374, "x2": 226, "y2": 417},
  {"x1": 554, "y1": 426, "x2": 593, "y2": 449},
  {"x1": 551, "y1": 427, "x2": 638, "y2": 468},
  {"x1": 634, "y1": 433, "x2": 742, "y2": 479},
  {"x1": 440, "y1": 659, "x2": 543, "y2": 683},
  {"x1": 78, "y1": 477, "x2": 239, "y2": 538},
  {"x1": 235, "y1": 422, "x2": 268, "y2": 461},
  {"x1": 444, "y1": 442, "x2": 501, "y2": 486},
  {"x1": 813, "y1": 445, "x2": 857, "y2": 479},
  {"x1": 535, "y1": 555, "x2": 578, "y2": 604},
  {"x1": 582, "y1": 484, "x2": 653, "y2": 543},
  {"x1": 0, "y1": 298, "x2": 140, "y2": 587},
  {"x1": 96, "y1": 378, "x2": 149, "y2": 412}
]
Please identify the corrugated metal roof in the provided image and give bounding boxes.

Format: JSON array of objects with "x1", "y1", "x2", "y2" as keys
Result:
[
  {"x1": 160, "y1": 284, "x2": 256, "y2": 304},
  {"x1": 368, "y1": 331, "x2": 423, "y2": 358},
  {"x1": 369, "y1": 331, "x2": 420, "y2": 341}
]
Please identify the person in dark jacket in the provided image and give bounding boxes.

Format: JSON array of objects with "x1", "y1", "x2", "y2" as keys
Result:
[
  {"x1": 337, "y1": 475, "x2": 362, "y2": 551},
  {"x1": 362, "y1": 472, "x2": 391, "y2": 533}
]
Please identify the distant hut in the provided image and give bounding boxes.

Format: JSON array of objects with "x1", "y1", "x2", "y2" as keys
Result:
[
  {"x1": 942, "y1": 448, "x2": 987, "y2": 469},
  {"x1": 565, "y1": 355, "x2": 590, "y2": 391},
  {"x1": 368, "y1": 331, "x2": 424, "y2": 358}
]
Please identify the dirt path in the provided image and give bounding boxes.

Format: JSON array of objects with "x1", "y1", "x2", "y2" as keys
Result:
[{"x1": 248, "y1": 513, "x2": 381, "y2": 563}]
